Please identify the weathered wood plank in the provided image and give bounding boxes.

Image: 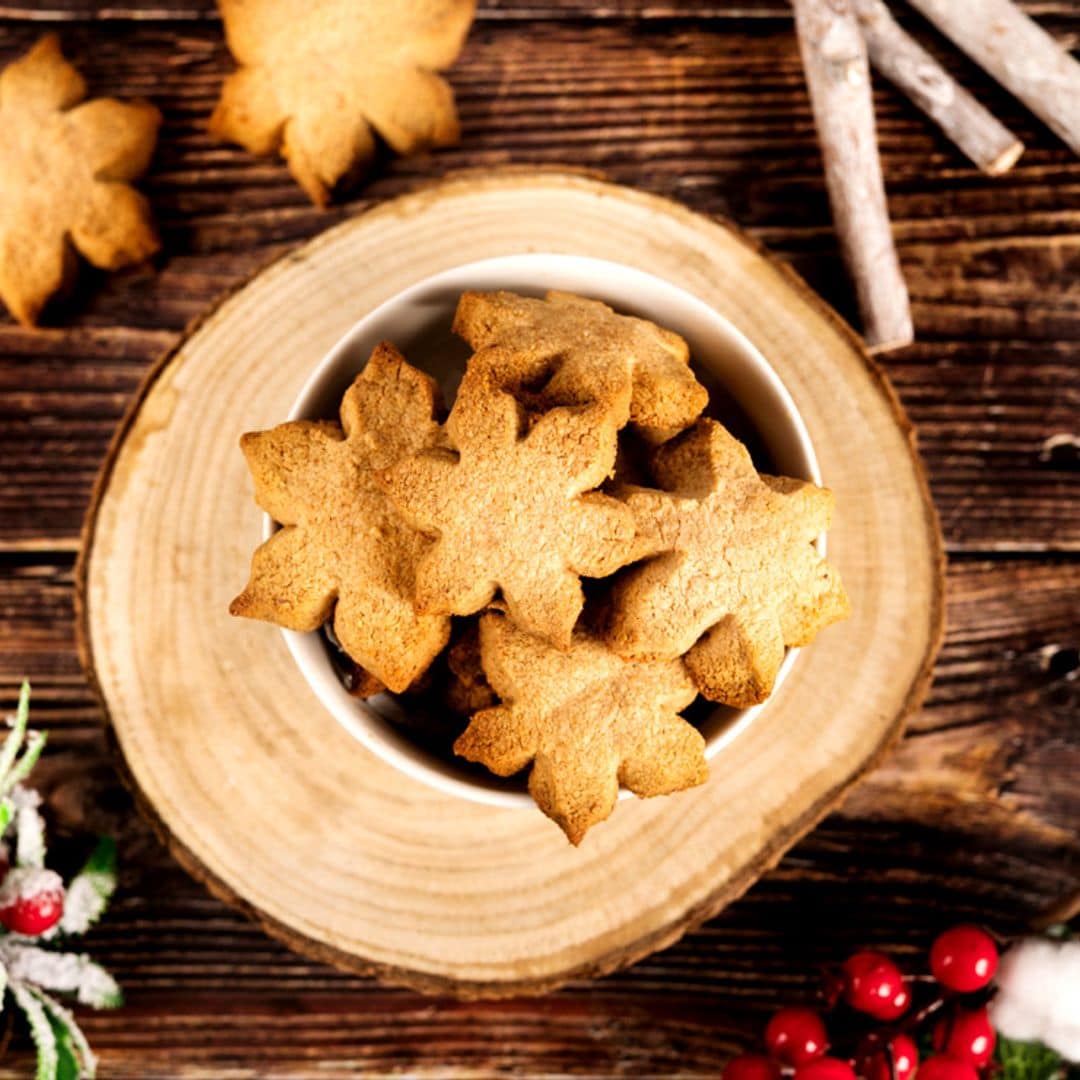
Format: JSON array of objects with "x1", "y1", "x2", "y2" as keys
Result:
[
  {"x1": 0, "y1": 0, "x2": 1076, "y2": 22},
  {"x1": 0, "y1": 4, "x2": 1075, "y2": 1074},
  {"x1": 0, "y1": 23, "x2": 1076, "y2": 552},
  {"x1": 0, "y1": 555, "x2": 1076, "y2": 1073},
  {"x1": 3, "y1": 557, "x2": 1077, "y2": 841},
  {"x1": 3, "y1": 338, "x2": 1076, "y2": 552},
  {"x1": 0, "y1": 23, "x2": 1074, "y2": 263}
]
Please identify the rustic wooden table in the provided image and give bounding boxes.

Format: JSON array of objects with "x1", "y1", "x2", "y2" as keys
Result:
[{"x1": 1, "y1": 1, "x2": 1078, "y2": 1076}]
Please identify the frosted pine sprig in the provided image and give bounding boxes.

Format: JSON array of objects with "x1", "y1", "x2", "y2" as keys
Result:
[{"x1": 0, "y1": 684, "x2": 121, "y2": 1080}]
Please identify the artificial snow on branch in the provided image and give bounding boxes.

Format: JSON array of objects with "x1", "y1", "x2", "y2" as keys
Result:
[{"x1": 0, "y1": 685, "x2": 121, "y2": 1080}]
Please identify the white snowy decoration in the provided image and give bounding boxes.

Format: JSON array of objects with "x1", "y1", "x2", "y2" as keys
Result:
[
  {"x1": 0, "y1": 685, "x2": 121, "y2": 1080},
  {"x1": 991, "y1": 937, "x2": 1080, "y2": 1063}
]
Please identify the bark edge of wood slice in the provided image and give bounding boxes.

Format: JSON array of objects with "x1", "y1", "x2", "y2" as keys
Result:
[{"x1": 76, "y1": 170, "x2": 945, "y2": 998}]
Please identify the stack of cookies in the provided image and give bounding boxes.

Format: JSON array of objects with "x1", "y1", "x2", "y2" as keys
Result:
[{"x1": 231, "y1": 291, "x2": 851, "y2": 844}]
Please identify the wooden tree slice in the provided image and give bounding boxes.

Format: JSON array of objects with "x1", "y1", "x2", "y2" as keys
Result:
[{"x1": 76, "y1": 171, "x2": 944, "y2": 998}]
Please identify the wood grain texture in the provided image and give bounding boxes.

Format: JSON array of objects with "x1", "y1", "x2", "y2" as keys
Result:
[
  {"x1": 0, "y1": 1, "x2": 1077, "y2": 1073},
  {"x1": 76, "y1": 173, "x2": 944, "y2": 995},
  {"x1": 0, "y1": 558, "x2": 1075, "y2": 1073},
  {"x1": 0, "y1": 22, "x2": 1076, "y2": 552},
  {"x1": 853, "y1": 0, "x2": 1025, "y2": 175},
  {"x1": 0, "y1": 0, "x2": 1076, "y2": 20},
  {"x1": 5, "y1": 558, "x2": 1074, "y2": 844}
]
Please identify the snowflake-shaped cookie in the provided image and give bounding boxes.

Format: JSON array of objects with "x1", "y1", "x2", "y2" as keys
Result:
[
  {"x1": 210, "y1": 0, "x2": 475, "y2": 206},
  {"x1": 0, "y1": 35, "x2": 159, "y2": 326},
  {"x1": 453, "y1": 290, "x2": 708, "y2": 444},
  {"x1": 455, "y1": 613, "x2": 706, "y2": 844},
  {"x1": 230, "y1": 342, "x2": 451, "y2": 692},
  {"x1": 380, "y1": 371, "x2": 636, "y2": 649},
  {"x1": 606, "y1": 419, "x2": 851, "y2": 705}
]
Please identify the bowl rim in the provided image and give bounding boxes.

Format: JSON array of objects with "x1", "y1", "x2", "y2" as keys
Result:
[{"x1": 271, "y1": 252, "x2": 822, "y2": 809}]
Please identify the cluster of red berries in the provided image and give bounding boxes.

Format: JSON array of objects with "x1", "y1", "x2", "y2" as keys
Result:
[
  {"x1": 0, "y1": 847, "x2": 65, "y2": 936},
  {"x1": 724, "y1": 926, "x2": 1001, "y2": 1080}
]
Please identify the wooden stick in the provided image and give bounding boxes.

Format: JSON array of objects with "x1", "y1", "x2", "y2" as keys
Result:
[
  {"x1": 853, "y1": 0, "x2": 1024, "y2": 175},
  {"x1": 905, "y1": 0, "x2": 1080, "y2": 157},
  {"x1": 792, "y1": 0, "x2": 914, "y2": 352}
]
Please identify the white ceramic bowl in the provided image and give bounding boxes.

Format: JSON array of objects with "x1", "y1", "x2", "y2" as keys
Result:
[{"x1": 273, "y1": 254, "x2": 821, "y2": 808}]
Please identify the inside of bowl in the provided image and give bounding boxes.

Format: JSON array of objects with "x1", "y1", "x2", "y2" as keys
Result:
[{"x1": 287, "y1": 254, "x2": 820, "y2": 803}]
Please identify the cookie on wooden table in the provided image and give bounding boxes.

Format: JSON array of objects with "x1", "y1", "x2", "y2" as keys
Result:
[
  {"x1": 0, "y1": 34, "x2": 160, "y2": 326},
  {"x1": 606, "y1": 419, "x2": 851, "y2": 706},
  {"x1": 230, "y1": 342, "x2": 451, "y2": 693},
  {"x1": 453, "y1": 290, "x2": 708, "y2": 444},
  {"x1": 455, "y1": 613, "x2": 706, "y2": 844},
  {"x1": 210, "y1": 0, "x2": 475, "y2": 206},
  {"x1": 379, "y1": 370, "x2": 636, "y2": 650}
]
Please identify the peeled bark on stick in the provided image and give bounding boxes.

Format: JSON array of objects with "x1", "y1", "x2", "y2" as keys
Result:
[
  {"x1": 906, "y1": 0, "x2": 1080, "y2": 157},
  {"x1": 853, "y1": 0, "x2": 1024, "y2": 175},
  {"x1": 792, "y1": 0, "x2": 913, "y2": 352}
]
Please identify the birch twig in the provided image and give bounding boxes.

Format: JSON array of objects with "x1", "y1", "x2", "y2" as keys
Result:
[
  {"x1": 906, "y1": 0, "x2": 1080, "y2": 156},
  {"x1": 853, "y1": 0, "x2": 1024, "y2": 175},
  {"x1": 792, "y1": 0, "x2": 913, "y2": 351}
]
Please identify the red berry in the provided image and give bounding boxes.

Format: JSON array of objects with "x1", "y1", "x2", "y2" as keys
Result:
[
  {"x1": 917, "y1": 1056, "x2": 979, "y2": 1080},
  {"x1": 864, "y1": 1035, "x2": 919, "y2": 1080},
  {"x1": 0, "y1": 868, "x2": 64, "y2": 936},
  {"x1": 793, "y1": 1057, "x2": 856, "y2": 1080},
  {"x1": 722, "y1": 1054, "x2": 781, "y2": 1080},
  {"x1": 933, "y1": 1006, "x2": 996, "y2": 1068},
  {"x1": 765, "y1": 1007, "x2": 829, "y2": 1065},
  {"x1": 841, "y1": 951, "x2": 910, "y2": 1020},
  {"x1": 930, "y1": 925, "x2": 999, "y2": 992}
]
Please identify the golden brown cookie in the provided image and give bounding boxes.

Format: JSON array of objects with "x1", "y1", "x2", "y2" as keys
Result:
[
  {"x1": 210, "y1": 0, "x2": 475, "y2": 206},
  {"x1": 230, "y1": 342, "x2": 451, "y2": 692},
  {"x1": 343, "y1": 665, "x2": 387, "y2": 699},
  {"x1": 0, "y1": 34, "x2": 160, "y2": 326},
  {"x1": 455, "y1": 613, "x2": 706, "y2": 844},
  {"x1": 605, "y1": 419, "x2": 851, "y2": 705},
  {"x1": 379, "y1": 371, "x2": 636, "y2": 650},
  {"x1": 453, "y1": 290, "x2": 708, "y2": 444},
  {"x1": 443, "y1": 621, "x2": 497, "y2": 717}
]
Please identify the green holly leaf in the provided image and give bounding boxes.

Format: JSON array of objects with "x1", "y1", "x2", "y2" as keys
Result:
[
  {"x1": 3, "y1": 945, "x2": 122, "y2": 1010},
  {"x1": 46, "y1": 1012, "x2": 80, "y2": 1080},
  {"x1": 9, "y1": 981, "x2": 58, "y2": 1080},
  {"x1": 1044, "y1": 923, "x2": 1073, "y2": 941},
  {"x1": 0, "y1": 684, "x2": 31, "y2": 791},
  {"x1": 78, "y1": 837, "x2": 116, "y2": 879},
  {"x1": 32, "y1": 988, "x2": 96, "y2": 1079},
  {"x1": 59, "y1": 839, "x2": 118, "y2": 937},
  {"x1": 995, "y1": 1034, "x2": 1069, "y2": 1080},
  {"x1": 4, "y1": 731, "x2": 47, "y2": 795}
]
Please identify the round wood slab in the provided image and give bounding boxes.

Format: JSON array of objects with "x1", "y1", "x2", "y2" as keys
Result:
[{"x1": 77, "y1": 171, "x2": 945, "y2": 997}]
